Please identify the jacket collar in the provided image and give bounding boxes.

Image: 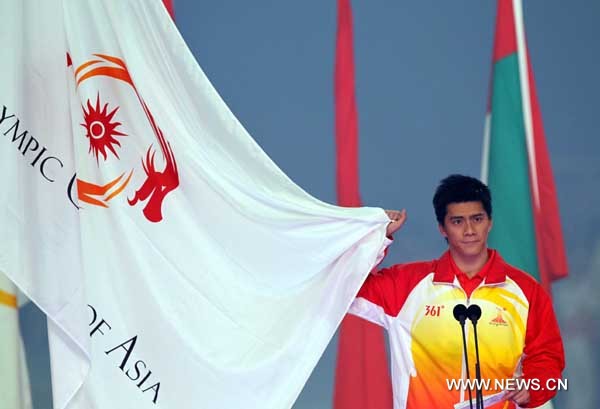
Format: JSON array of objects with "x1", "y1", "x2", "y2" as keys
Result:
[{"x1": 432, "y1": 249, "x2": 507, "y2": 285}]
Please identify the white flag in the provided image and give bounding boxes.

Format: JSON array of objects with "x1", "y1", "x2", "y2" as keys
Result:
[{"x1": 0, "y1": 1, "x2": 391, "y2": 408}]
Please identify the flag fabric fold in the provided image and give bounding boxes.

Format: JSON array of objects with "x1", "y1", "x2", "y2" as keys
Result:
[
  {"x1": 0, "y1": 272, "x2": 32, "y2": 409},
  {"x1": 0, "y1": 1, "x2": 391, "y2": 408}
]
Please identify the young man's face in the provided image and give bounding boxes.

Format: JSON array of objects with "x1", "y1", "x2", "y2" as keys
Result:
[{"x1": 438, "y1": 201, "x2": 492, "y2": 259}]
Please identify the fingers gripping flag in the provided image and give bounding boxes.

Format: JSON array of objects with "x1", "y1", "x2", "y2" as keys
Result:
[{"x1": 0, "y1": 1, "x2": 391, "y2": 408}]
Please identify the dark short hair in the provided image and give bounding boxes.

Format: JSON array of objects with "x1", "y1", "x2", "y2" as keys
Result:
[{"x1": 433, "y1": 174, "x2": 492, "y2": 225}]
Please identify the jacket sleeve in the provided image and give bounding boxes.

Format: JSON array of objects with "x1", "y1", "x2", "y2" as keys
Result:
[
  {"x1": 348, "y1": 263, "x2": 412, "y2": 330},
  {"x1": 521, "y1": 285, "x2": 565, "y2": 407}
]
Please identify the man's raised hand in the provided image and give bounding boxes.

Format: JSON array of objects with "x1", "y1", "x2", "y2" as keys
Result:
[{"x1": 385, "y1": 209, "x2": 407, "y2": 237}]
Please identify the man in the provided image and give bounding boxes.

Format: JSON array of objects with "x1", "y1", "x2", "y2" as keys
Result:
[{"x1": 350, "y1": 174, "x2": 564, "y2": 409}]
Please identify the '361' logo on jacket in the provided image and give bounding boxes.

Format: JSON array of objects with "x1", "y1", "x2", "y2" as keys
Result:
[{"x1": 424, "y1": 305, "x2": 445, "y2": 317}]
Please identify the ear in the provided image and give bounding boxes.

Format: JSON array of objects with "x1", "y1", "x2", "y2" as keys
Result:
[
  {"x1": 488, "y1": 218, "x2": 493, "y2": 233},
  {"x1": 438, "y1": 223, "x2": 447, "y2": 238}
]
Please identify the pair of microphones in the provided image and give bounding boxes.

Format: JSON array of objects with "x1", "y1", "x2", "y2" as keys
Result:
[{"x1": 453, "y1": 304, "x2": 483, "y2": 409}]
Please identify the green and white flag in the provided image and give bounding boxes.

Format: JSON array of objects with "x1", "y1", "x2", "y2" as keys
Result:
[{"x1": 482, "y1": 0, "x2": 568, "y2": 293}]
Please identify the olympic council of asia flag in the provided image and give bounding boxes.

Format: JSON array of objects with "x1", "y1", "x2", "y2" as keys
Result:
[{"x1": 0, "y1": 1, "x2": 391, "y2": 408}]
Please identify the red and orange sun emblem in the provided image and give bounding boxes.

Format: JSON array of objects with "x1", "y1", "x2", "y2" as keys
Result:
[
  {"x1": 69, "y1": 52, "x2": 179, "y2": 223},
  {"x1": 81, "y1": 93, "x2": 126, "y2": 162}
]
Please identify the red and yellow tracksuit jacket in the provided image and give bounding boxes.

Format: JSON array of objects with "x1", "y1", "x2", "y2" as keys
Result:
[{"x1": 349, "y1": 249, "x2": 564, "y2": 409}]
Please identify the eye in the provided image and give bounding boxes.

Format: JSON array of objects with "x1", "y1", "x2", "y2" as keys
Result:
[
  {"x1": 473, "y1": 216, "x2": 483, "y2": 223},
  {"x1": 452, "y1": 219, "x2": 462, "y2": 225}
]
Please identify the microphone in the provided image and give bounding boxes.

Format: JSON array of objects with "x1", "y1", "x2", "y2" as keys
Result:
[
  {"x1": 467, "y1": 305, "x2": 483, "y2": 409},
  {"x1": 466, "y1": 304, "x2": 481, "y2": 323},
  {"x1": 453, "y1": 304, "x2": 473, "y2": 409},
  {"x1": 453, "y1": 304, "x2": 467, "y2": 324}
]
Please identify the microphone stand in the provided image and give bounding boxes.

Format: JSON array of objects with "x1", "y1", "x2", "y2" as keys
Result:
[
  {"x1": 453, "y1": 304, "x2": 473, "y2": 409},
  {"x1": 467, "y1": 305, "x2": 484, "y2": 409}
]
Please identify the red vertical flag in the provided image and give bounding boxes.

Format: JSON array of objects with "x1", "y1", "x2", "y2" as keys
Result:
[{"x1": 333, "y1": 1, "x2": 393, "y2": 408}]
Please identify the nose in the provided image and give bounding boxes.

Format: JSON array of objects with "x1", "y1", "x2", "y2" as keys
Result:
[{"x1": 464, "y1": 220, "x2": 475, "y2": 235}]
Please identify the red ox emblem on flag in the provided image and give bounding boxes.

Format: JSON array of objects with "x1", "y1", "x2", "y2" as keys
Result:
[{"x1": 67, "y1": 53, "x2": 179, "y2": 223}]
